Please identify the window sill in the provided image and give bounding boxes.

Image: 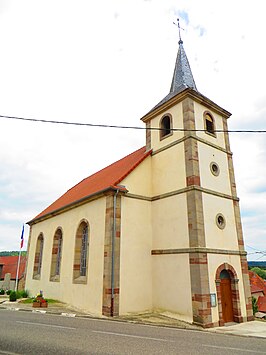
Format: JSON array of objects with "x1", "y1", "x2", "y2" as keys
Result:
[
  {"x1": 160, "y1": 132, "x2": 173, "y2": 141},
  {"x1": 50, "y1": 275, "x2": 60, "y2": 282},
  {"x1": 73, "y1": 276, "x2": 87, "y2": 284},
  {"x1": 205, "y1": 130, "x2": 217, "y2": 138}
]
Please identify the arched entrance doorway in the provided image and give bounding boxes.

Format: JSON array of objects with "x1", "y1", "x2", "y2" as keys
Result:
[
  {"x1": 215, "y1": 263, "x2": 242, "y2": 326},
  {"x1": 220, "y1": 270, "x2": 233, "y2": 323}
]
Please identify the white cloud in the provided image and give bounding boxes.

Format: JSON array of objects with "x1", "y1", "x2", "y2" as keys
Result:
[
  {"x1": 0, "y1": 0, "x2": 265, "y2": 260},
  {"x1": 0, "y1": 223, "x2": 28, "y2": 252}
]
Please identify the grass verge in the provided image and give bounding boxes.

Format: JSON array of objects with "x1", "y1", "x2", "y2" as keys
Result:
[{"x1": 20, "y1": 298, "x2": 61, "y2": 304}]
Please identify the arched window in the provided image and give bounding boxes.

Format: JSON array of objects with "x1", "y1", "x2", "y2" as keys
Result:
[
  {"x1": 204, "y1": 112, "x2": 215, "y2": 135},
  {"x1": 50, "y1": 228, "x2": 63, "y2": 281},
  {"x1": 73, "y1": 221, "x2": 89, "y2": 282},
  {"x1": 33, "y1": 233, "x2": 44, "y2": 279},
  {"x1": 160, "y1": 115, "x2": 172, "y2": 139},
  {"x1": 220, "y1": 269, "x2": 230, "y2": 279}
]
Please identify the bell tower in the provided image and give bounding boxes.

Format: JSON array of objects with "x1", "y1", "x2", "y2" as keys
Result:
[{"x1": 141, "y1": 29, "x2": 253, "y2": 327}]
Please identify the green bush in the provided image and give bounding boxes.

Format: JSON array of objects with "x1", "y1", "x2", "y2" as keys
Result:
[
  {"x1": 16, "y1": 291, "x2": 22, "y2": 299},
  {"x1": 252, "y1": 296, "x2": 258, "y2": 315},
  {"x1": 21, "y1": 289, "x2": 29, "y2": 298},
  {"x1": 251, "y1": 267, "x2": 266, "y2": 280},
  {"x1": 9, "y1": 291, "x2": 17, "y2": 302},
  {"x1": 0, "y1": 289, "x2": 5, "y2": 295},
  {"x1": 16, "y1": 289, "x2": 29, "y2": 299},
  {"x1": 6, "y1": 290, "x2": 12, "y2": 295}
]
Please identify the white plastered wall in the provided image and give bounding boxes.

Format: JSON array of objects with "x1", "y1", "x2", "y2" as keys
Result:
[
  {"x1": 25, "y1": 198, "x2": 106, "y2": 315},
  {"x1": 119, "y1": 157, "x2": 153, "y2": 313},
  {"x1": 119, "y1": 197, "x2": 153, "y2": 314},
  {"x1": 152, "y1": 253, "x2": 193, "y2": 323},
  {"x1": 120, "y1": 135, "x2": 190, "y2": 315},
  {"x1": 198, "y1": 142, "x2": 232, "y2": 195},
  {"x1": 151, "y1": 144, "x2": 186, "y2": 196},
  {"x1": 208, "y1": 254, "x2": 247, "y2": 323},
  {"x1": 152, "y1": 194, "x2": 189, "y2": 249},
  {"x1": 193, "y1": 102, "x2": 226, "y2": 149},
  {"x1": 121, "y1": 155, "x2": 152, "y2": 197},
  {"x1": 202, "y1": 194, "x2": 239, "y2": 250},
  {"x1": 150, "y1": 102, "x2": 184, "y2": 152}
]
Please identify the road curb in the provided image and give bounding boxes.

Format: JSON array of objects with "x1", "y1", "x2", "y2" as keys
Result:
[
  {"x1": 0, "y1": 305, "x2": 202, "y2": 328},
  {"x1": 0, "y1": 305, "x2": 77, "y2": 317},
  {"x1": 1, "y1": 305, "x2": 265, "y2": 339}
]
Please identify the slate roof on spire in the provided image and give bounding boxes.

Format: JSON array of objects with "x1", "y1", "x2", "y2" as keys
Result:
[
  {"x1": 170, "y1": 39, "x2": 197, "y2": 94},
  {"x1": 149, "y1": 39, "x2": 198, "y2": 113}
]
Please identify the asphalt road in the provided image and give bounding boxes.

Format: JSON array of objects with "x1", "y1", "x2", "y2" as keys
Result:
[{"x1": 0, "y1": 310, "x2": 265, "y2": 355}]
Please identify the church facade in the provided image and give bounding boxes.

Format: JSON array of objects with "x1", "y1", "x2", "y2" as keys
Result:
[{"x1": 25, "y1": 37, "x2": 253, "y2": 327}]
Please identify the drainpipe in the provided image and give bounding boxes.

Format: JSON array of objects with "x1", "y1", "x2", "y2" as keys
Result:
[{"x1": 111, "y1": 188, "x2": 119, "y2": 317}]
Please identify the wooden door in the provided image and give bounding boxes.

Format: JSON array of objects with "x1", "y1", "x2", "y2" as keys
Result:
[{"x1": 220, "y1": 278, "x2": 234, "y2": 323}]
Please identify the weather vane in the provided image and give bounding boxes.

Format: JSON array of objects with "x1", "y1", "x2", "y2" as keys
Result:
[{"x1": 173, "y1": 18, "x2": 184, "y2": 44}]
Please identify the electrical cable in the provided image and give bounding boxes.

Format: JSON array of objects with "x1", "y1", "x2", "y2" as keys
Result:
[{"x1": 1, "y1": 114, "x2": 266, "y2": 133}]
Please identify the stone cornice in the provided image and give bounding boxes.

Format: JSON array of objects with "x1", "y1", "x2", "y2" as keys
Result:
[
  {"x1": 27, "y1": 187, "x2": 127, "y2": 226},
  {"x1": 151, "y1": 247, "x2": 247, "y2": 256},
  {"x1": 141, "y1": 88, "x2": 231, "y2": 123},
  {"x1": 125, "y1": 185, "x2": 239, "y2": 202},
  {"x1": 152, "y1": 134, "x2": 232, "y2": 156}
]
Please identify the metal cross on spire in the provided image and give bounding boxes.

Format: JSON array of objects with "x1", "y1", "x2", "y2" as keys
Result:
[{"x1": 173, "y1": 18, "x2": 184, "y2": 44}]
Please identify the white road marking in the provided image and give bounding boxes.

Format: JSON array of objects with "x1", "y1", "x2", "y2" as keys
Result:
[
  {"x1": 16, "y1": 320, "x2": 76, "y2": 330},
  {"x1": 203, "y1": 344, "x2": 266, "y2": 354},
  {"x1": 61, "y1": 312, "x2": 76, "y2": 317},
  {"x1": 92, "y1": 330, "x2": 174, "y2": 342}
]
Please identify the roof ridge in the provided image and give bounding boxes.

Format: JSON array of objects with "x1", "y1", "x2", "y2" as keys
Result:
[
  {"x1": 29, "y1": 146, "x2": 152, "y2": 223},
  {"x1": 115, "y1": 148, "x2": 152, "y2": 185},
  {"x1": 65, "y1": 146, "x2": 148, "y2": 194}
]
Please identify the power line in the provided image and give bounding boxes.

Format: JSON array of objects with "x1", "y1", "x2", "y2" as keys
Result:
[
  {"x1": 254, "y1": 254, "x2": 266, "y2": 261},
  {"x1": 246, "y1": 244, "x2": 266, "y2": 261},
  {"x1": 1, "y1": 113, "x2": 266, "y2": 133},
  {"x1": 246, "y1": 244, "x2": 266, "y2": 254}
]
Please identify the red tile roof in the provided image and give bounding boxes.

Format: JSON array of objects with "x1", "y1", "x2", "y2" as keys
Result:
[
  {"x1": 249, "y1": 271, "x2": 266, "y2": 295},
  {"x1": 30, "y1": 146, "x2": 151, "y2": 223},
  {"x1": 249, "y1": 271, "x2": 266, "y2": 313},
  {"x1": 257, "y1": 295, "x2": 266, "y2": 313},
  {"x1": 0, "y1": 256, "x2": 26, "y2": 280}
]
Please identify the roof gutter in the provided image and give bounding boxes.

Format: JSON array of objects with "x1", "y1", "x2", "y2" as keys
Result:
[
  {"x1": 110, "y1": 184, "x2": 126, "y2": 317},
  {"x1": 111, "y1": 187, "x2": 119, "y2": 317},
  {"x1": 27, "y1": 185, "x2": 128, "y2": 226}
]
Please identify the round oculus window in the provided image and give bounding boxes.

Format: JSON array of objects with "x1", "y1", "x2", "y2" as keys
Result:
[
  {"x1": 216, "y1": 213, "x2": 226, "y2": 229},
  {"x1": 210, "y1": 162, "x2": 220, "y2": 176}
]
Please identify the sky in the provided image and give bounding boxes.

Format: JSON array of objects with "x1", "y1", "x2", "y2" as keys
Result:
[{"x1": 0, "y1": 0, "x2": 265, "y2": 261}]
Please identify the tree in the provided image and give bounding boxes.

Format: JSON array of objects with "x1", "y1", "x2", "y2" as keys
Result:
[
  {"x1": 251, "y1": 267, "x2": 266, "y2": 280},
  {"x1": 252, "y1": 297, "x2": 258, "y2": 315},
  {"x1": 0, "y1": 251, "x2": 26, "y2": 256}
]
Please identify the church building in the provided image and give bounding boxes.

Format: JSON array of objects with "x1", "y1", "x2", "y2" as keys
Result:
[{"x1": 25, "y1": 35, "x2": 253, "y2": 327}]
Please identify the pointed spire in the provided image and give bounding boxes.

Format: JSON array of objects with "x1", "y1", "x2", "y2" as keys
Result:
[
  {"x1": 170, "y1": 20, "x2": 197, "y2": 93},
  {"x1": 144, "y1": 20, "x2": 198, "y2": 114}
]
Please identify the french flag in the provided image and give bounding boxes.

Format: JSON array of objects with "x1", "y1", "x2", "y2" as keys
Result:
[{"x1": 20, "y1": 224, "x2": 24, "y2": 249}]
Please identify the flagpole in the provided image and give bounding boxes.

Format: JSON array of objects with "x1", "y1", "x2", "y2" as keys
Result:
[
  {"x1": 15, "y1": 224, "x2": 24, "y2": 292},
  {"x1": 15, "y1": 249, "x2": 21, "y2": 292}
]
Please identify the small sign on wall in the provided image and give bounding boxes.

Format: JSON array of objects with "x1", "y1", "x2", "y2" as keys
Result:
[{"x1": 210, "y1": 293, "x2": 217, "y2": 307}]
